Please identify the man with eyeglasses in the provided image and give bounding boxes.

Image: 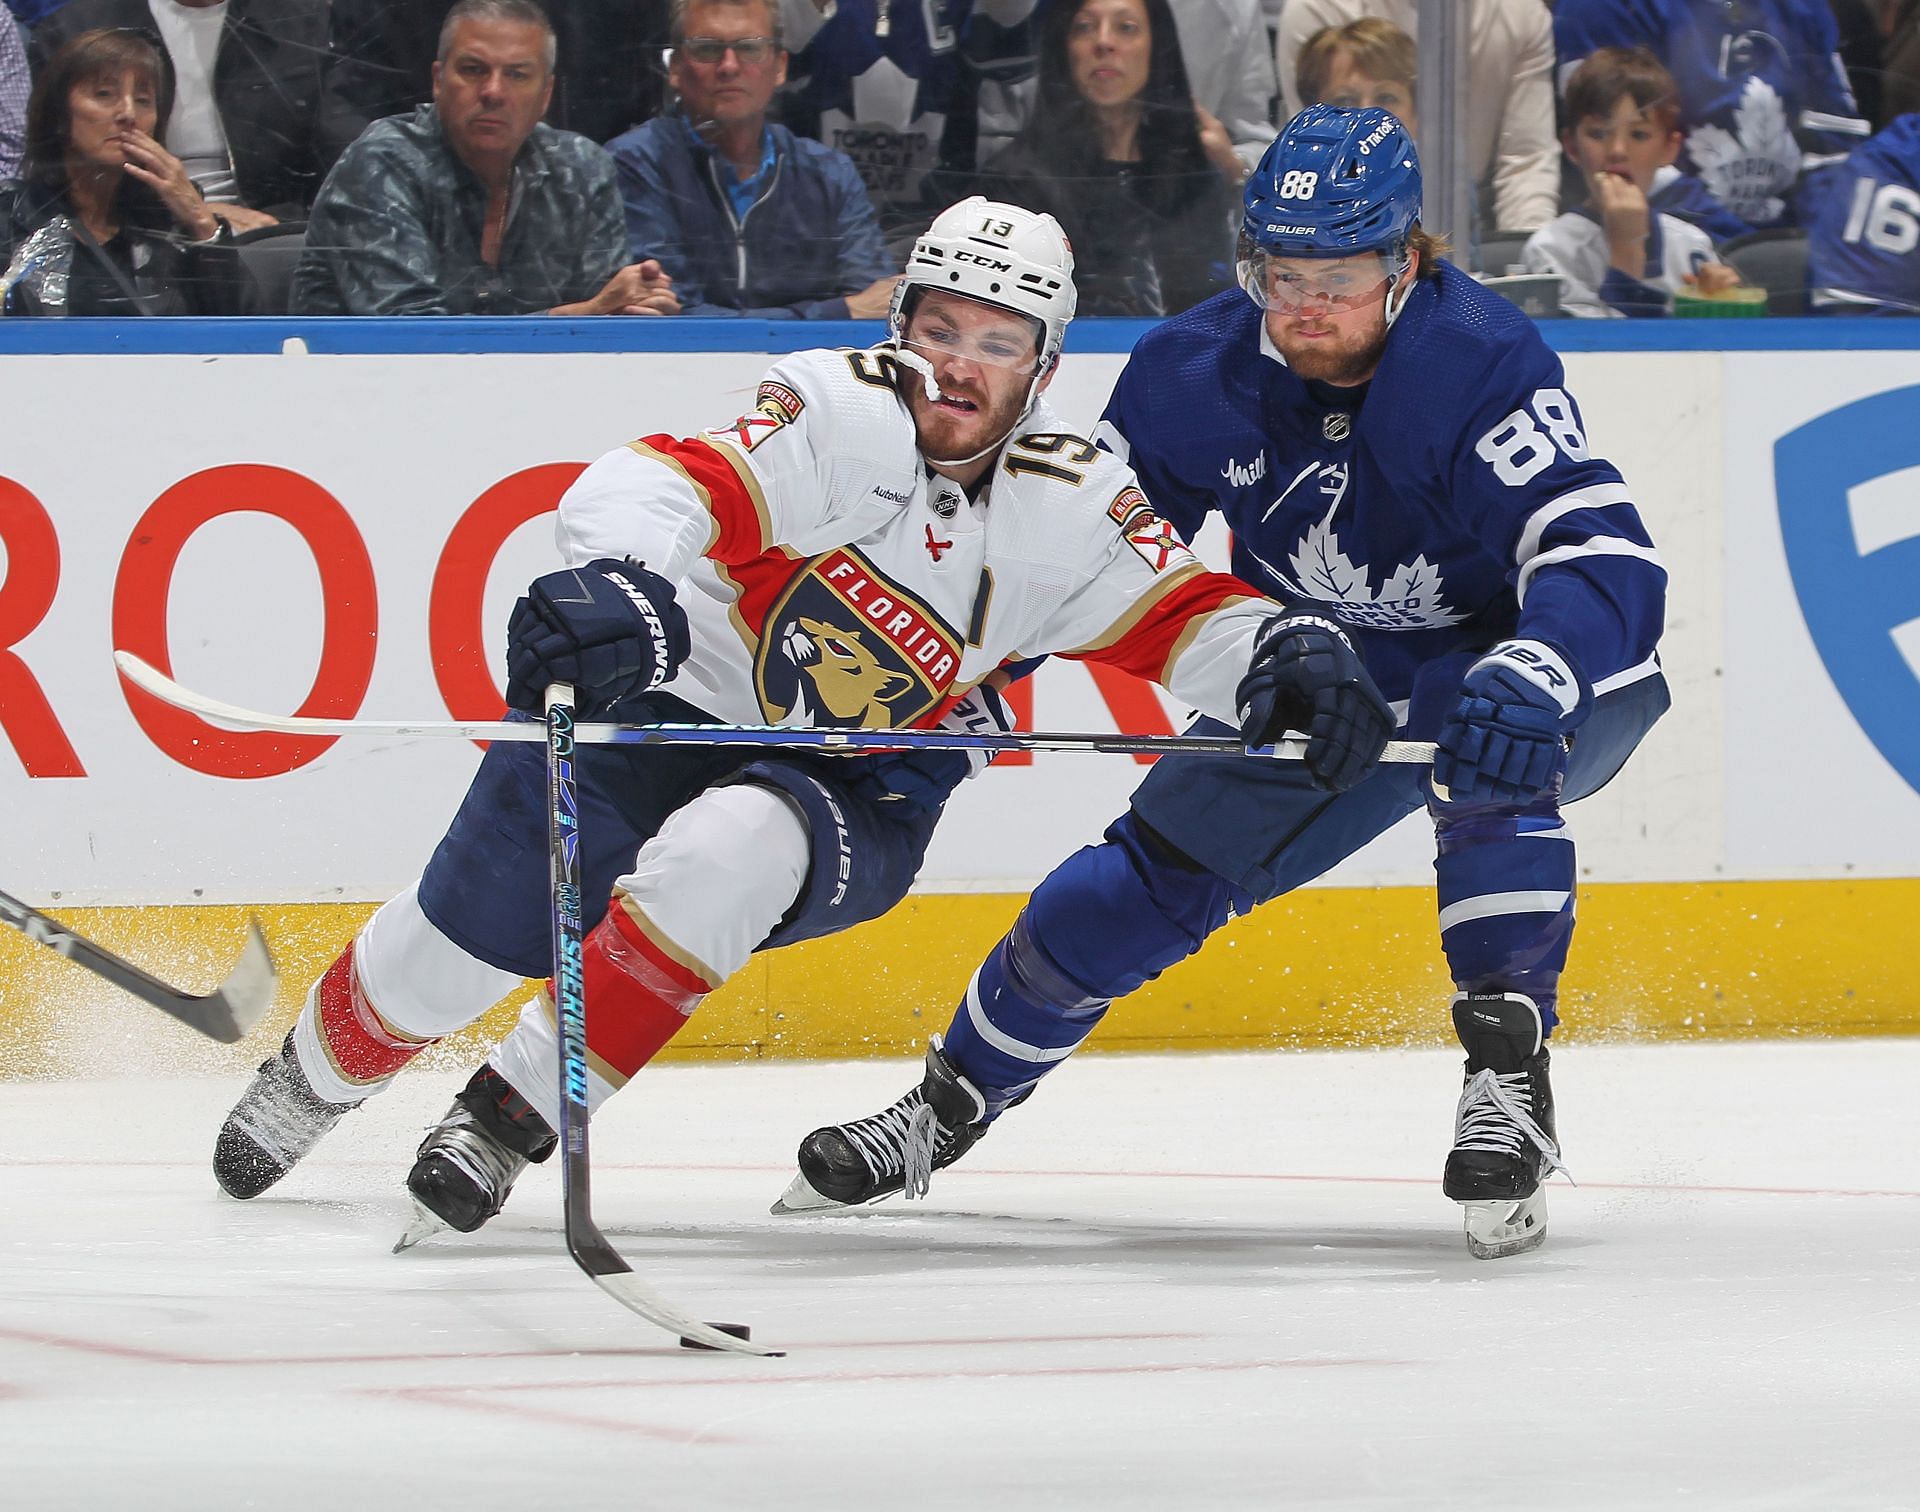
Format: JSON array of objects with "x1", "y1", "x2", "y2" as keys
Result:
[
  {"x1": 779, "y1": 107, "x2": 1671, "y2": 1264},
  {"x1": 608, "y1": 0, "x2": 899, "y2": 319},
  {"x1": 293, "y1": 0, "x2": 679, "y2": 316}
]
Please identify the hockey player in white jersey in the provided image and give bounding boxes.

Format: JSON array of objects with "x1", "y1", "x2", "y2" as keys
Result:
[{"x1": 210, "y1": 197, "x2": 1332, "y2": 1239}]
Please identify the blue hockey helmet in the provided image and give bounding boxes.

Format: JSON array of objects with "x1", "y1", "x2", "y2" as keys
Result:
[{"x1": 1241, "y1": 104, "x2": 1422, "y2": 259}]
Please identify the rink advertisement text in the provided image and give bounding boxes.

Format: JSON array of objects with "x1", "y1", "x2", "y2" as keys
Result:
[{"x1": 0, "y1": 346, "x2": 1915, "y2": 905}]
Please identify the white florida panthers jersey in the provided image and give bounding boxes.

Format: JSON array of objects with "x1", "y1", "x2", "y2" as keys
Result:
[{"x1": 553, "y1": 343, "x2": 1275, "y2": 731}]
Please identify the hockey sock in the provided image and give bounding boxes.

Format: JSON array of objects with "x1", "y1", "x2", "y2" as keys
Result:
[
  {"x1": 295, "y1": 942, "x2": 438, "y2": 1105},
  {"x1": 943, "y1": 815, "x2": 1247, "y2": 1117},
  {"x1": 1431, "y1": 792, "x2": 1575, "y2": 1032},
  {"x1": 570, "y1": 899, "x2": 716, "y2": 1082}
]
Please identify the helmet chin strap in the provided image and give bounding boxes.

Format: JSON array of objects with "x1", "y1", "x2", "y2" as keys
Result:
[
  {"x1": 894, "y1": 343, "x2": 1049, "y2": 471},
  {"x1": 1382, "y1": 242, "x2": 1417, "y2": 329}
]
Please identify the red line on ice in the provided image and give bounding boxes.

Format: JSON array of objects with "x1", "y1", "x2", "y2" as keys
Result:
[{"x1": 0, "y1": 1326, "x2": 1203, "y2": 1370}]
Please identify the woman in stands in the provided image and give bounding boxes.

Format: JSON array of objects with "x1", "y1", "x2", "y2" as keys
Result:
[
  {"x1": 0, "y1": 28, "x2": 240, "y2": 315},
  {"x1": 980, "y1": 0, "x2": 1232, "y2": 316}
]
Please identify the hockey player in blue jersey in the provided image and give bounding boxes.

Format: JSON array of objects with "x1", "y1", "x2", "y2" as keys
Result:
[
  {"x1": 778, "y1": 105, "x2": 1672, "y2": 1259},
  {"x1": 1554, "y1": 0, "x2": 1869, "y2": 230},
  {"x1": 1804, "y1": 112, "x2": 1920, "y2": 314}
]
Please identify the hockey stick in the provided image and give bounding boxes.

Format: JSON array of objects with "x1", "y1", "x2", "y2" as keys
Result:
[
  {"x1": 542, "y1": 683, "x2": 782, "y2": 1357},
  {"x1": 0, "y1": 888, "x2": 276, "y2": 1045},
  {"x1": 114, "y1": 653, "x2": 1437, "y2": 764}
]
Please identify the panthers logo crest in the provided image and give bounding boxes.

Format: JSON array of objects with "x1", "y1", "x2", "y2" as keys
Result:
[{"x1": 755, "y1": 548, "x2": 963, "y2": 729}]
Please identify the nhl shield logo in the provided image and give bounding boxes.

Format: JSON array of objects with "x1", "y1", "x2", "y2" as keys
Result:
[
  {"x1": 1322, "y1": 412, "x2": 1352, "y2": 442},
  {"x1": 755, "y1": 548, "x2": 963, "y2": 728},
  {"x1": 930, "y1": 484, "x2": 962, "y2": 520}
]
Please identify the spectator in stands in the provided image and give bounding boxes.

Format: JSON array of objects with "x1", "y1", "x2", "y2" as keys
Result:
[
  {"x1": 1522, "y1": 46, "x2": 1743, "y2": 316},
  {"x1": 776, "y1": 0, "x2": 1040, "y2": 251},
  {"x1": 1555, "y1": 0, "x2": 1871, "y2": 230},
  {"x1": 293, "y1": 0, "x2": 677, "y2": 316},
  {"x1": 1161, "y1": 0, "x2": 1279, "y2": 174},
  {"x1": 980, "y1": 0, "x2": 1233, "y2": 315},
  {"x1": 1804, "y1": 110, "x2": 1920, "y2": 311},
  {"x1": 608, "y1": 0, "x2": 897, "y2": 319},
  {"x1": 1, "y1": 18, "x2": 27, "y2": 179},
  {"x1": 1295, "y1": 16, "x2": 1416, "y2": 136},
  {"x1": 30, "y1": 1, "x2": 327, "y2": 230},
  {"x1": 0, "y1": 27, "x2": 242, "y2": 313},
  {"x1": 1275, "y1": 0, "x2": 1558, "y2": 233},
  {"x1": 1882, "y1": 3, "x2": 1920, "y2": 126},
  {"x1": 319, "y1": 0, "x2": 671, "y2": 170},
  {"x1": 1827, "y1": 0, "x2": 1887, "y2": 128}
]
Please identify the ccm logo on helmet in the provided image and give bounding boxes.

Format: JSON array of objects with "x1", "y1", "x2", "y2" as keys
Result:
[{"x1": 952, "y1": 249, "x2": 1014, "y2": 271}]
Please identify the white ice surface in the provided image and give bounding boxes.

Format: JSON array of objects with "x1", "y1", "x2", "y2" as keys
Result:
[{"x1": 4, "y1": 1041, "x2": 1919, "y2": 1511}]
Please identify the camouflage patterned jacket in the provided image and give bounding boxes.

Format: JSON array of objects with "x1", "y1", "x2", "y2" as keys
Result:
[{"x1": 292, "y1": 105, "x2": 627, "y2": 315}]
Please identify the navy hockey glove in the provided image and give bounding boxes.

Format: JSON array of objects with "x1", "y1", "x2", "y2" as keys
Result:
[
  {"x1": 857, "y1": 683, "x2": 1016, "y2": 813},
  {"x1": 1433, "y1": 640, "x2": 1593, "y2": 805},
  {"x1": 1237, "y1": 613, "x2": 1393, "y2": 792},
  {"x1": 505, "y1": 558, "x2": 690, "y2": 715}
]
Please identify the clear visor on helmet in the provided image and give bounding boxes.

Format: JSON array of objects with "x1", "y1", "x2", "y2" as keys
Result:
[
  {"x1": 1238, "y1": 248, "x2": 1404, "y2": 312},
  {"x1": 897, "y1": 295, "x2": 1044, "y2": 374}
]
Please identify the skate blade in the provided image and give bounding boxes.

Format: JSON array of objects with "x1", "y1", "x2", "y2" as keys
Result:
[
  {"x1": 392, "y1": 1201, "x2": 450, "y2": 1253},
  {"x1": 769, "y1": 1170, "x2": 847, "y2": 1215},
  {"x1": 1461, "y1": 1193, "x2": 1548, "y2": 1259}
]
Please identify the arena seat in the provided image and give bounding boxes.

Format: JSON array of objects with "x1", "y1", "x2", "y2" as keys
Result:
[
  {"x1": 234, "y1": 223, "x2": 308, "y2": 316},
  {"x1": 1721, "y1": 229, "x2": 1810, "y2": 315}
]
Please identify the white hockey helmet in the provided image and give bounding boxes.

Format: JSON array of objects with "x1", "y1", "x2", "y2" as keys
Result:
[{"x1": 889, "y1": 197, "x2": 1077, "y2": 376}]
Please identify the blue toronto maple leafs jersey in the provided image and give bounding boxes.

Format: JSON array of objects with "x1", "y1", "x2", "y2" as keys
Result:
[
  {"x1": 780, "y1": 0, "x2": 1036, "y2": 225},
  {"x1": 1096, "y1": 268, "x2": 1667, "y2": 711},
  {"x1": 1554, "y1": 0, "x2": 1868, "y2": 229},
  {"x1": 1804, "y1": 114, "x2": 1920, "y2": 314}
]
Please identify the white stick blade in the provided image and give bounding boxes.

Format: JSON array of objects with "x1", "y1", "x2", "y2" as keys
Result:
[
  {"x1": 590, "y1": 1274, "x2": 784, "y2": 1357},
  {"x1": 219, "y1": 920, "x2": 279, "y2": 1036}
]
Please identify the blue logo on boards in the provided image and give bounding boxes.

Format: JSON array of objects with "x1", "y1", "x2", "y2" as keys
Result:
[{"x1": 1774, "y1": 388, "x2": 1920, "y2": 796}]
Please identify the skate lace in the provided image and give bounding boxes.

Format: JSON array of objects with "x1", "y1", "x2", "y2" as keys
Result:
[
  {"x1": 843, "y1": 1090, "x2": 943, "y2": 1201},
  {"x1": 1455, "y1": 1068, "x2": 1566, "y2": 1180},
  {"x1": 421, "y1": 1111, "x2": 524, "y2": 1199},
  {"x1": 231, "y1": 1050, "x2": 347, "y2": 1164}
]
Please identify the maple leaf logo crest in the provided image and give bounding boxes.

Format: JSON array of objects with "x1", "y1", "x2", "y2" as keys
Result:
[
  {"x1": 1279, "y1": 518, "x2": 1466, "y2": 631},
  {"x1": 1686, "y1": 77, "x2": 1797, "y2": 225}
]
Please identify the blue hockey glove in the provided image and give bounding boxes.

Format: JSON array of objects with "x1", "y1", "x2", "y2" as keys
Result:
[
  {"x1": 856, "y1": 683, "x2": 1016, "y2": 812},
  {"x1": 1432, "y1": 639, "x2": 1593, "y2": 805},
  {"x1": 505, "y1": 558, "x2": 690, "y2": 715},
  {"x1": 1237, "y1": 613, "x2": 1393, "y2": 792}
]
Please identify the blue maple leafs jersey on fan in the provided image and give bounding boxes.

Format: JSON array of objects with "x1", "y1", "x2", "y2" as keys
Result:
[
  {"x1": 1804, "y1": 114, "x2": 1920, "y2": 314},
  {"x1": 779, "y1": 0, "x2": 1037, "y2": 224},
  {"x1": 1554, "y1": 0, "x2": 1869, "y2": 229},
  {"x1": 1095, "y1": 265, "x2": 1667, "y2": 716}
]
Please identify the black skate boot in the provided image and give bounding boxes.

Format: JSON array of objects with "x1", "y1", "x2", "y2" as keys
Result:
[
  {"x1": 774, "y1": 1037, "x2": 989, "y2": 1213},
  {"x1": 1442, "y1": 991, "x2": 1565, "y2": 1259},
  {"x1": 396, "y1": 1065, "x2": 557, "y2": 1247},
  {"x1": 213, "y1": 1031, "x2": 363, "y2": 1199}
]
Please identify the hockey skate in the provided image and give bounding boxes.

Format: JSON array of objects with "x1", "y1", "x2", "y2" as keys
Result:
[
  {"x1": 213, "y1": 1031, "x2": 363, "y2": 1199},
  {"x1": 774, "y1": 1037, "x2": 988, "y2": 1213},
  {"x1": 1443, "y1": 992, "x2": 1565, "y2": 1259},
  {"x1": 395, "y1": 1065, "x2": 556, "y2": 1249}
]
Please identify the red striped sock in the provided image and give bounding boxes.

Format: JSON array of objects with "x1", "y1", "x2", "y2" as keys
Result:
[
  {"x1": 313, "y1": 943, "x2": 436, "y2": 1088},
  {"x1": 561, "y1": 903, "x2": 714, "y2": 1083}
]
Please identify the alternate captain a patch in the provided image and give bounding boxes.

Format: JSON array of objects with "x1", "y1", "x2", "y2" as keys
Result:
[
  {"x1": 708, "y1": 382, "x2": 804, "y2": 453},
  {"x1": 755, "y1": 548, "x2": 963, "y2": 729}
]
